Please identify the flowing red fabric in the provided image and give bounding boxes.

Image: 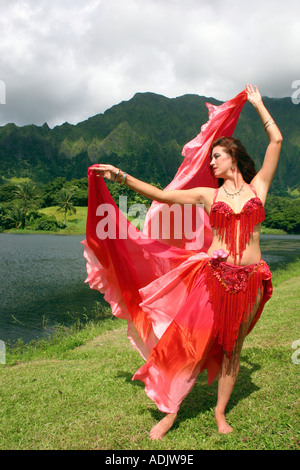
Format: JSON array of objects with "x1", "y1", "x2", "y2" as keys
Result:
[
  {"x1": 81, "y1": 89, "x2": 273, "y2": 413},
  {"x1": 82, "y1": 89, "x2": 247, "y2": 356},
  {"x1": 143, "y1": 90, "x2": 247, "y2": 250}
]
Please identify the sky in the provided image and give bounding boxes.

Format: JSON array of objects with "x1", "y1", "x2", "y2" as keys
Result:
[{"x1": 0, "y1": 0, "x2": 299, "y2": 128}]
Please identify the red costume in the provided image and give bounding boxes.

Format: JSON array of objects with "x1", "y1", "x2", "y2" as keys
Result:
[{"x1": 82, "y1": 90, "x2": 272, "y2": 414}]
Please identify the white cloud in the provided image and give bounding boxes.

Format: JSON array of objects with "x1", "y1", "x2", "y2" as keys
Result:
[{"x1": 0, "y1": 0, "x2": 299, "y2": 127}]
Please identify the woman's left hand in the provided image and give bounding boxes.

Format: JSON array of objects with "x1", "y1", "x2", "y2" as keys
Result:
[{"x1": 246, "y1": 84, "x2": 262, "y2": 107}]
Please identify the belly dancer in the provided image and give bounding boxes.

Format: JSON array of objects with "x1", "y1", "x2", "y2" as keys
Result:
[{"x1": 86, "y1": 84, "x2": 282, "y2": 439}]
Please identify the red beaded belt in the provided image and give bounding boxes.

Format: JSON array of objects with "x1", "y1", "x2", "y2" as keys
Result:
[{"x1": 205, "y1": 257, "x2": 271, "y2": 356}]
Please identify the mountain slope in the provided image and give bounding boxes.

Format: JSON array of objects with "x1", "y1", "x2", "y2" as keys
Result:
[{"x1": 0, "y1": 92, "x2": 299, "y2": 192}]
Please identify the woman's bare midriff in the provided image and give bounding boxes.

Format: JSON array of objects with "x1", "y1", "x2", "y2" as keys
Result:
[{"x1": 207, "y1": 224, "x2": 262, "y2": 266}]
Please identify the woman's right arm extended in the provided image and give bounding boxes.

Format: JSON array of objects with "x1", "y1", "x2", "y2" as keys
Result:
[{"x1": 91, "y1": 164, "x2": 209, "y2": 205}]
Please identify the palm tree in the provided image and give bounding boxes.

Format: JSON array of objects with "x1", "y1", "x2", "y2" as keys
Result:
[
  {"x1": 13, "y1": 181, "x2": 37, "y2": 228},
  {"x1": 5, "y1": 205, "x2": 25, "y2": 229},
  {"x1": 56, "y1": 187, "x2": 77, "y2": 226}
]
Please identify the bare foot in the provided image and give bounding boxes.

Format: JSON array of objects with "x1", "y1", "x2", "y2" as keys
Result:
[
  {"x1": 215, "y1": 408, "x2": 233, "y2": 434},
  {"x1": 149, "y1": 412, "x2": 177, "y2": 440}
]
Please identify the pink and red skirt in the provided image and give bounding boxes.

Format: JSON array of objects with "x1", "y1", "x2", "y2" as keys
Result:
[{"x1": 84, "y1": 239, "x2": 272, "y2": 414}]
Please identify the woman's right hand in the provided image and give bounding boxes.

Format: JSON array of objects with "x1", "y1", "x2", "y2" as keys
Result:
[{"x1": 91, "y1": 164, "x2": 120, "y2": 181}]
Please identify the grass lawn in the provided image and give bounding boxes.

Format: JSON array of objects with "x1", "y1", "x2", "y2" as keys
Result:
[
  {"x1": 0, "y1": 261, "x2": 299, "y2": 450},
  {"x1": 6, "y1": 206, "x2": 87, "y2": 235},
  {"x1": 39, "y1": 206, "x2": 88, "y2": 235}
]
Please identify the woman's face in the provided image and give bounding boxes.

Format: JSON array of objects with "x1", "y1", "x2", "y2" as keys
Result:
[{"x1": 210, "y1": 146, "x2": 234, "y2": 178}]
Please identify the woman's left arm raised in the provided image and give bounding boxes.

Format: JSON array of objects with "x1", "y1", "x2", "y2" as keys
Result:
[{"x1": 246, "y1": 84, "x2": 283, "y2": 200}]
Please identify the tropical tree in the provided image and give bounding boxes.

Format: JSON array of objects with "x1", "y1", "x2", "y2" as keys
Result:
[
  {"x1": 56, "y1": 187, "x2": 77, "y2": 226},
  {"x1": 4, "y1": 205, "x2": 25, "y2": 229},
  {"x1": 13, "y1": 181, "x2": 37, "y2": 227}
]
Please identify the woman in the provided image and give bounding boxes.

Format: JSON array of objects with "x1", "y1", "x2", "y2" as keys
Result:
[{"x1": 89, "y1": 84, "x2": 282, "y2": 439}]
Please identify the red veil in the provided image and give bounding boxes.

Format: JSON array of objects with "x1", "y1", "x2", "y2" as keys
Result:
[{"x1": 82, "y1": 90, "x2": 247, "y2": 361}]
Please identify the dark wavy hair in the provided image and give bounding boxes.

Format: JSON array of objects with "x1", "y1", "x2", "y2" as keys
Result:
[{"x1": 211, "y1": 136, "x2": 257, "y2": 184}]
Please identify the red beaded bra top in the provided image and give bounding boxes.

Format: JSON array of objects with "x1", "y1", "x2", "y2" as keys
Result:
[{"x1": 209, "y1": 184, "x2": 265, "y2": 262}]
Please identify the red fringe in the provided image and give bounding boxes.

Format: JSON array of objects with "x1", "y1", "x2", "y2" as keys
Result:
[
  {"x1": 210, "y1": 204, "x2": 265, "y2": 262},
  {"x1": 205, "y1": 260, "x2": 265, "y2": 356}
]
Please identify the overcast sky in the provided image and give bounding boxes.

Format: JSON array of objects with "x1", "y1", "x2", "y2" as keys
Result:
[{"x1": 0, "y1": 0, "x2": 299, "y2": 128}]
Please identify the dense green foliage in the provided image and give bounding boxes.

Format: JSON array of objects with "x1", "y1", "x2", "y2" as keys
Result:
[
  {"x1": 265, "y1": 195, "x2": 300, "y2": 233},
  {"x1": 0, "y1": 93, "x2": 299, "y2": 193},
  {"x1": 0, "y1": 176, "x2": 156, "y2": 232},
  {"x1": 0, "y1": 177, "x2": 85, "y2": 231},
  {"x1": 0, "y1": 175, "x2": 299, "y2": 233},
  {"x1": 0, "y1": 92, "x2": 299, "y2": 233}
]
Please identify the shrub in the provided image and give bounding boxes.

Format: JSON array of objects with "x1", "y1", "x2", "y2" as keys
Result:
[{"x1": 28, "y1": 212, "x2": 65, "y2": 231}]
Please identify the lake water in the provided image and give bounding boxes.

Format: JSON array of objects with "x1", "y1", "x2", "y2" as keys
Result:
[
  {"x1": 1, "y1": 233, "x2": 300, "y2": 344},
  {"x1": 0, "y1": 234, "x2": 100, "y2": 344}
]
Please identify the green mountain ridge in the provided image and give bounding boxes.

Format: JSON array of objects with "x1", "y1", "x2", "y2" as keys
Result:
[{"x1": 0, "y1": 92, "x2": 299, "y2": 192}]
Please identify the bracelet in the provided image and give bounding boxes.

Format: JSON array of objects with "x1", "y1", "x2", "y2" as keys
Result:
[
  {"x1": 114, "y1": 169, "x2": 120, "y2": 181},
  {"x1": 265, "y1": 122, "x2": 275, "y2": 130},
  {"x1": 263, "y1": 117, "x2": 272, "y2": 127},
  {"x1": 120, "y1": 172, "x2": 127, "y2": 185}
]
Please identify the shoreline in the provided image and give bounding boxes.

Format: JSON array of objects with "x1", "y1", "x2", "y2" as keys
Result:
[
  {"x1": 2, "y1": 226, "x2": 288, "y2": 236},
  {"x1": 0, "y1": 204, "x2": 291, "y2": 236},
  {"x1": 3, "y1": 257, "x2": 300, "y2": 361}
]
